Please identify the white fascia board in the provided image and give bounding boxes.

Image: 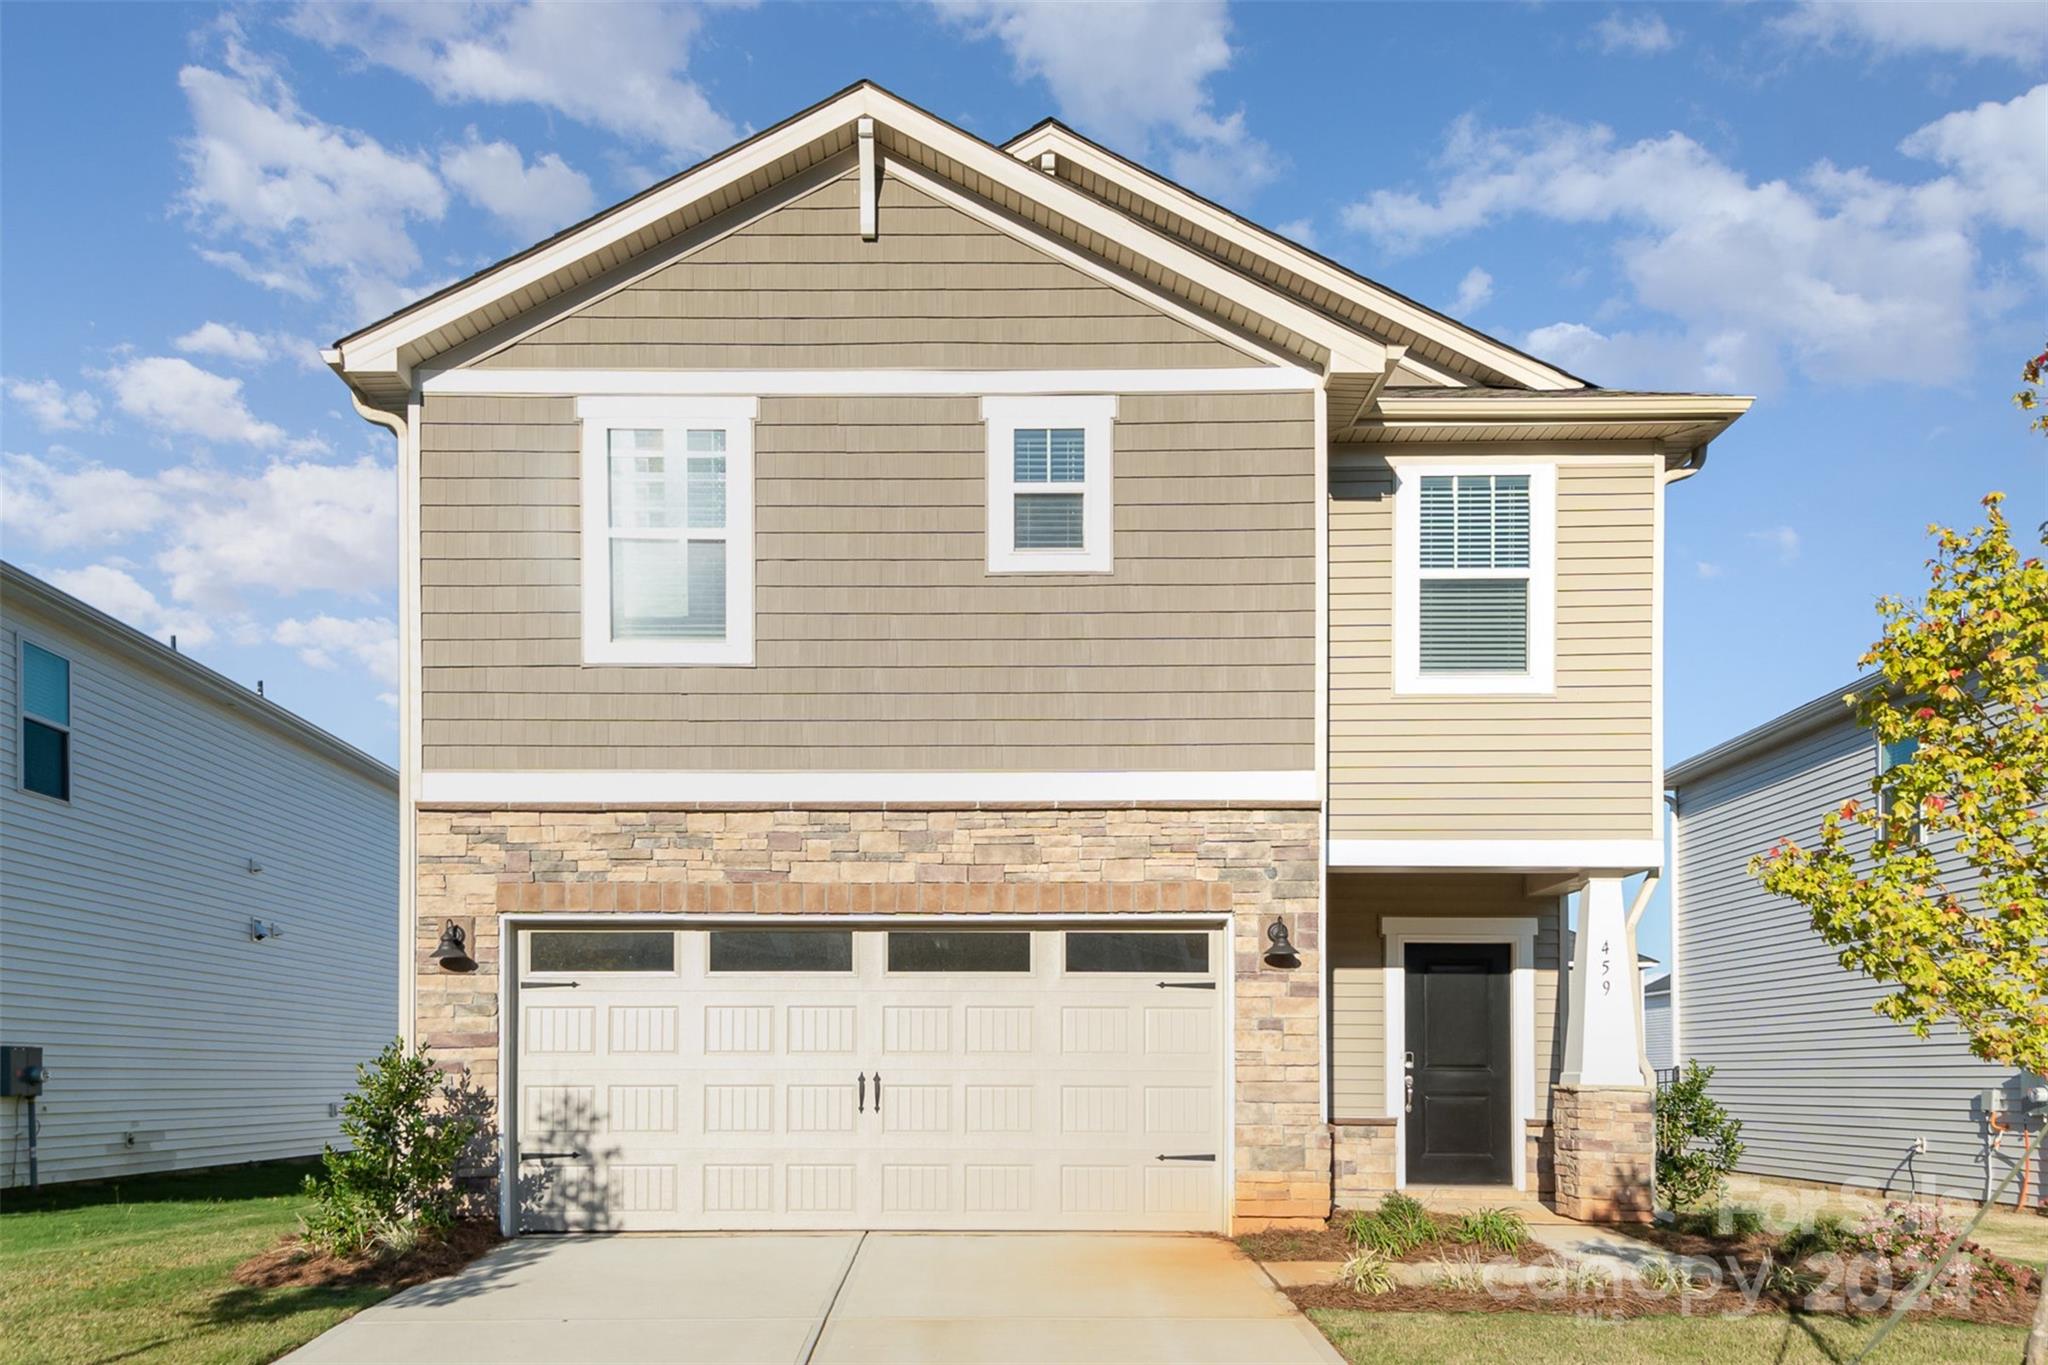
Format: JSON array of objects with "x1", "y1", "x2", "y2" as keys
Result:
[
  {"x1": 1328, "y1": 838, "x2": 1664, "y2": 874},
  {"x1": 1006, "y1": 125, "x2": 1579, "y2": 393},
  {"x1": 1374, "y1": 395, "x2": 1754, "y2": 422},
  {"x1": 419, "y1": 367, "x2": 1317, "y2": 397},
  {"x1": 418, "y1": 770, "x2": 1319, "y2": 805}
]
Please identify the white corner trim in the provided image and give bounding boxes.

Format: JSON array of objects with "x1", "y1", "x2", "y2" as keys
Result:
[
  {"x1": 1388, "y1": 459, "x2": 1556, "y2": 696},
  {"x1": 982, "y1": 395, "x2": 1116, "y2": 574},
  {"x1": 1381, "y1": 916, "x2": 1539, "y2": 1192},
  {"x1": 417, "y1": 769, "x2": 1320, "y2": 805},
  {"x1": 856, "y1": 116, "x2": 877, "y2": 240},
  {"x1": 1329, "y1": 838, "x2": 1665, "y2": 874},
  {"x1": 578, "y1": 396, "x2": 757, "y2": 667},
  {"x1": 419, "y1": 367, "x2": 1317, "y2": 397}
]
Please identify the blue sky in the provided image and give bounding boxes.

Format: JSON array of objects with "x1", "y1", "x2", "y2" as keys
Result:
[{"x1": 2, "y1": 2, "x2": 2043, "y2": 958}]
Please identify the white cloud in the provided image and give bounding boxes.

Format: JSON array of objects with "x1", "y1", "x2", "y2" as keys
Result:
[
  {"x1": 91, "y1": 356, "x2": 286, "y2": 446},
  {"x1": 287, "y1": 1, "x2": 739, "y2": 159},
  {"x1": 43, "y1": 564, "x2": 217, "y2": 648},
  {"x1": 1451, "y1": 266, "x2": 1493, "y2": 315},
  {"x1": 1344, "y1": 86, "x2": 2048, "y2": 387},
  {"x1": 4, "y1": 378, "x2": 100, "y2": 432},
  {"x1": 937, "y1": 0, "x2": 1278, "y2": 200},
  {"x1": 1775, "y1": 1, "x2": 2048, "y2": 66},
  {"x1": 1694, "y1": 561, "x2": 1724, "y2": 580},
  {"x1": 1747, "y1": 526, "x2": 1802, "y2": 565},
  {"x1": 1, "y1": 452, "x2": 171, "y2": 549},
  {"x1": 174, "y1": 321, "x2": 323, "y2": 372},
  {"x1": 178, "y1": 34, "x2": 448, "y2": 319},
  {"x1": 1592, "y1": 11, "x2": 1676, "y2": 56},
  {"x1": 440, "y1": 130, "x2": 597, "y2": 240},
  {"x1": 0, "y1": 451, "x2": 396, "y2": 611},
  {"x1": 274, "y1": 613, "x2": 398, "y2": 705},
  {"x1": 1274, "y1": 217, "x2": 1318, "y2": 249}
]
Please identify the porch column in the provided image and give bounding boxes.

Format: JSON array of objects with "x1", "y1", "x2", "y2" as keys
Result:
[{"x1": 1553, "y1": 874, "x2": 1655, "y2": 1222}]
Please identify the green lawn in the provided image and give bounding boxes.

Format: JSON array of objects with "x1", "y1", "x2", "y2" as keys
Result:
[
  {"x1": 0, "y1": 1161, "x2": 394, "y2": 1365},
  {"x1": 1309, "y1": 1308, "x2": 2026, "y2": 1364}
]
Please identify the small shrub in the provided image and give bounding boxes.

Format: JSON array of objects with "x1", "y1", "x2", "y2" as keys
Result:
[
  {"x1": 1635, "y1": 1257, "x2": 1693, "y2": 1294},
  {"x1": 1722, "y1": 1204, "x2": 1766, "y2": 1239},
  {"x1": 1655, "y1": 1061, "x2": 1744, "y2": 1212},
  {"x1": 1348, "y1": 1194, "x2": 1437, "y2": 1257},
  {"x1": 1429, "y1": 1250, "x2": 1490, "y2": 1292},
  {"x1": 1776, "y1": 1210, "x2": 1853, "y2": 1263},
  {"x1": 1338, "y1": 1250, "x2": 1397, "y2": 1296},
  {"x1": 302, "y1": 1038, "x2": 479, "y2": 1259},
  {"x1": 1546, "y1": 1261, "x2": 1613, "y2": 1295},
  {"x1": 1451, "y1": 1207, "x2": 1527, "y2": 1254}
]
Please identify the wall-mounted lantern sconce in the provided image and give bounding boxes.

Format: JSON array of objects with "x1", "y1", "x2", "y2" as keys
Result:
[
  {"x1": 1263, "y1": 914, "x2": 1299, "y2": 968},
  {"x1": 432, "y1": 920, "x2": 478, "y2": 973}
]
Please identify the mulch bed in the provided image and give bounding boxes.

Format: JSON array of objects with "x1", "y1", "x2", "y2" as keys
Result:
[
  {"x1": 1239, "y1": 1212, "x2": 1551, "y2": 1266},
  {"x1": 233, "y1": 1220, "x2": 504, "y2": 1293}
]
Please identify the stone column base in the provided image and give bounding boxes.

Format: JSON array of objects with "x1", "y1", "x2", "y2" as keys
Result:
[
  {"x1": 1551, "y1": 1084, "x2": 1655, "y2": 1223},
  {"x1": 1331, "y1": 1120, "x2": 1397, "y2": 1208}
]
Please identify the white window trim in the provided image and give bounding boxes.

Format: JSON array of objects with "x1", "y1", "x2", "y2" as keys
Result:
[
  {"x1": 16, "y1": 632, "x2": 72, "y2": 803},
  {"x1": 1380, "y1": 915, "x2": 1538, "y2": 1191},
  {"x1": 1390, "y1": 459, "x2": 1555, "y2": 695},
  {"x1": 578, "y1": 395, "x2": 757, "y2": 666},
  {"x1": 982, "y1": 395, "x2": 1116, "y2": 574}
]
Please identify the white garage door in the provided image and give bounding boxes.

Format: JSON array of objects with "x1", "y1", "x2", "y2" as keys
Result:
[{"x1": 511, "y1": 923, "x2": 1225, "y2": 1232}]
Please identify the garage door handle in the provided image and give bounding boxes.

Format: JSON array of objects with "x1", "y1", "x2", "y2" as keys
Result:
[
  {"x1": 873, "y1": 1072, "x2": 882, "y2": 1116},
  {"x1": 857, "y1": 1072, "x2": 866, "y2": 1113}
]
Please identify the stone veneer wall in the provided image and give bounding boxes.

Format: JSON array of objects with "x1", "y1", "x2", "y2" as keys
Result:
[
  {"x1": 413, "y1": 803, "x2": 1327, "y2": 1228},
  {"x1": 1551, "y1": 1085, "x2": 1654, "y2": 1222},
  {"x1": 1330, "y1": 1121, "x2": 1395, "y2": 1208}
]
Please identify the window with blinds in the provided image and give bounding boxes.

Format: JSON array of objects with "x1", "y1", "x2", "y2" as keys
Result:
[
  {"x1": 982, "y1": 396, "x2": 1116, "y2": 573},
  {"x1": 1417, "y1": 473, "x2": 1531, "y2": 674}
]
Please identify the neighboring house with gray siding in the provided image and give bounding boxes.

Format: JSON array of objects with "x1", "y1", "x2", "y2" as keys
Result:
[
  {"x1": 1643, "y1": 974, "x2": 1673, "y2": 1074},
  {"x1": 325, "y1": 82, "x2": 1752, "y2": 1234},
  {"x1": 1668, "y1": 683, "x2": 2038, "y2": 1202},
  {"x1": 1, "y1": 564, "x2": 397, "y2": 1188}
]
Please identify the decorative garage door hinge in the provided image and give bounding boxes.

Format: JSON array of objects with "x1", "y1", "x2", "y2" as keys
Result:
[
  {"x1": 1155, "y1": 1153, "x2": 1217, "y2": 1162},
  {"x1": 1155, "y1": 981, "x2": 1216, "y2": 990},
  {"x1": 518, "y1": 1151, "x2": 582, "y2": 1161},
  {"x1": 519, "y1": 980, "x2": 580, "y2": 989}
]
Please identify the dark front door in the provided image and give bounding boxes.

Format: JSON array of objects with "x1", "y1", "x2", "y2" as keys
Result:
[{"x1": 1404, "y1": 942, "x2": 1511, "y2": 1184}]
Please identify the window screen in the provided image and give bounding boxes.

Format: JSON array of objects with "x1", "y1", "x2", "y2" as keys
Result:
[
  {"x1": 1418, "y1": 473, "x2": 1532, "y2": 675},
  {"x1": 708, "y1": 929, "x2": 853, "y2": 972},
  {"x1": 528, "y1": 931, "x2": 675, "y2": 973},
  {"x1": 1065, "y1": 931, "x2": 1209, "y2": 973},
  {"x1": 1012, "y1": 428, "x2": 1086, "y2": 550}
]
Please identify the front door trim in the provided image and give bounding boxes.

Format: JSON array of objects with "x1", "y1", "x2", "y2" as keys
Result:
[
  {"x1": 495, "y1": 911, "x2": 1235, "y2": 1236},
  {"x1": 1380, "y1": 916, "x2": 1536, "y2": 1191}
]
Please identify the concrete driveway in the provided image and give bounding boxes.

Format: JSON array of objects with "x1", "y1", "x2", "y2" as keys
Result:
[{"x1": 285, "y1": 1232, "x2": 1341, "y2": 1364}]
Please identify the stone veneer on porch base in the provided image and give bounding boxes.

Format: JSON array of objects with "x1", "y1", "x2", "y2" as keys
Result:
[
  {"x1": 413, "y1": 803, "x2": 1328, "y2": 1229},
  {"x1": 1551, "y1": 1084, "x2": 1655, "y2": 1222}
]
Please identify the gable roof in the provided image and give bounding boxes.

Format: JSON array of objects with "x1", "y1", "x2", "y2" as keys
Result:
[
  {"x1": 2, "y1": 562, "x2": 396, "y2": 789},
  {"x1": 327, "y1": 81, "x2": 1605, "y2": 409},
  {"x1": 1002, "y1": 118, "x2": 1585, "y2": 392}
]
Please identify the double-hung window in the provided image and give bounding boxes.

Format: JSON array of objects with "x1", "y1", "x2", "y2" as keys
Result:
[
  {"x1": 982, "y1": 396, "x2": 1115, "y2": 573},
  {"x1": 1877, "y1": 734, "x2": 1922, "y2": 844},
  {"x1": 1393, "y1": 463, "x2": 1555, "y2": 694},
  {"x1": 578, "y1": 397, "x2": 755, "y2": 665},
  {"x1": 19, "y1": 638, "x2": 71, "y2": 801}
]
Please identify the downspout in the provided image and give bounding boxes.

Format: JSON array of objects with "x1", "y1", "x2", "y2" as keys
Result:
[{"x1": 343, "y1": 385, "x2": 416, "y2": 1046}]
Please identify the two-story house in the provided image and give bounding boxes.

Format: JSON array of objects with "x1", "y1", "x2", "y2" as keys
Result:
[{"x1": 326, "y1": 83, "x2": 1749, "y2": 1234}]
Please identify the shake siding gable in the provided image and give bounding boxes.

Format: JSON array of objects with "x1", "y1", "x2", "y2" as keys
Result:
[
  {"x1": 418, "y1": 390, "x2": 1316, "y2": 771},
  {"x1": 1327, "y1": 453, "x2": 1658, "y2": 839},
  {"x1": 473, "y1": 171, "x2": 1262, "y2": 372}
]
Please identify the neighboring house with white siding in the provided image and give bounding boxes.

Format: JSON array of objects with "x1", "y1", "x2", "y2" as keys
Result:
[
  {"x1": 1, "y1": 563, "x2": 398, "y2": 1188},
  {"x1": 1642, "y1": 974, "x2": 1673, "y2": 1074},
  {"x1": 1668, "y1": 682, "x2": 2040, "y2": 1202},
  {"x1": 324, "y1": 82, "x2": 1752, "y2": 1234}
]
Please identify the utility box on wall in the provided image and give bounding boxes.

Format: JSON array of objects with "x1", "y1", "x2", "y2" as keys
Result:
[{"x1": 1, "y1": 1045, "x2": 46, "y2": 1097}]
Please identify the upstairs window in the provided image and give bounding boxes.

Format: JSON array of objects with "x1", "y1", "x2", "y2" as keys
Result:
[
  {"x1": 579, "y1": 397, "x2": 756, "y2": 665},
  {"x1": 19, "y1": 639, "x2": 71, "y2": 801},
  {"x1": 983, "y1": 396, "x2": 1115, "y2": 573},
  {"x1": 1878, "y1": 734, "x2": 1922, "y2": 844},
  {"x1": 1394, "y1": 463, "x2": 1555, "y2": 695}
]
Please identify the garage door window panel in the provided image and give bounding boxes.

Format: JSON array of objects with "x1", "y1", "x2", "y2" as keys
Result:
[
  {"x1": 1064, "y1": 931, "x2": 1210, "y2": 974},
  {"x1": 886, "y1": 931, "x2": 1032, "y2": 973},
  {"x1": 527, "y1": 930, "x2": 676, "y2": 974},
  {"x1": 707, "y1": 929, "x2": 853, "y2": 973}
]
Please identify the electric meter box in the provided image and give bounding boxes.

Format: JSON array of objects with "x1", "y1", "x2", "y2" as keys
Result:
[{"x1": 2, "y1": 1045, "x2": 45, "y2": 1097}]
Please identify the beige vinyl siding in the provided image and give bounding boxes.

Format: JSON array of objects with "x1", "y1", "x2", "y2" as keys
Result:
[
  {"x1": 1328, "y1": 453, "x2": 1658, "y2": 839},
  {"x1": 1328, "y1": 874, "x2": 1564, "y2": 1120},
  {"x1": 473, "y1": 171, "x2": 1261, "y2": 372},
  {"x1": 418, "y1": 391, "x2": 1314, "y2": 770}
]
